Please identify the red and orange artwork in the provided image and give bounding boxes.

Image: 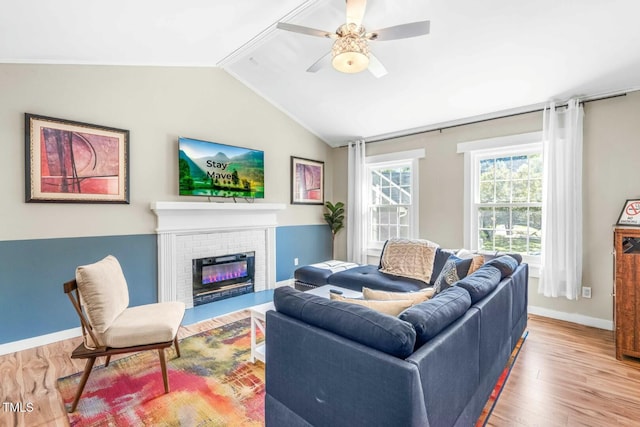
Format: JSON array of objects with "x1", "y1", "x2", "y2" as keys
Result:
[{"x1": 39, "y1": 127, "x2": 120, "y2": 195}]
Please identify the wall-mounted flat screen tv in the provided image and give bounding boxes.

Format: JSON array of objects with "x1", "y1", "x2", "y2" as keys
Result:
[{"x1": 179, "y1": 137, "x2": 264, "y2": 199}]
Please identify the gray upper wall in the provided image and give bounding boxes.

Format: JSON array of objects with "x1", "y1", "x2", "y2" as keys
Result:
[
  {"x1": 331, "y1": 91, "x2": 640, "y2": 325},
  {"x1": 0, "y1": 64, "x2": 332, "y2": 242}
]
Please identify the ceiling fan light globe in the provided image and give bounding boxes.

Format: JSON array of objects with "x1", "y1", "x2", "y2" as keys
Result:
[
  {"x1": 332, "y1": 51, "x2": 369, "y2": 73},
  {"x1": 331, "y1": 34, "x2": 370, "y2": 73}
]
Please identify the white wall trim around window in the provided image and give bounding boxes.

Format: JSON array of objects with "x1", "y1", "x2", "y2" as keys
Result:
[
  {"x1": 459, "y1": 132, "x2": 543, "y2": 265},
  {"x1": 366, "y1": 148, "x2": 425, "y2": 164}
]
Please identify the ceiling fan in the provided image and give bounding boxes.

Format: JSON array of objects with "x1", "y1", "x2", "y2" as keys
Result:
[{"x1": 276, "y1": 0, "x2": 430, "y2": 77}]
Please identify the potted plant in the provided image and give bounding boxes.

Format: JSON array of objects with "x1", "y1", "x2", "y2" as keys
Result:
[{"x1": 324, "y1": 201, "x2": 345, "y2": 259}]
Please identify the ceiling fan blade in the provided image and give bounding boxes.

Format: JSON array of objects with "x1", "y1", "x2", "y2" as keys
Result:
[
  {"x1": 367, "y1": 21, "x2": 430, "y2": 41},
  {"x1": 368, "y1": 53, "x2": 388, "y2": 78},
  {"x1": 346, "y1": 0, "x2": 367, "y2": 26},
  {"x1": 276, "y1": 22, "x2": 336, "y2": 39},
  {"x1": 306, "y1": 52, "x2": 332, "y2": 73}
]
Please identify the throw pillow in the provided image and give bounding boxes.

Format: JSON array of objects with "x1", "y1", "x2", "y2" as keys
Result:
[
  {"x1": 467, "y1": 255, "x2": 485, "y2": 275},
  {"x1": 362, "y1": 287, "x2": 435, "y2": 304},
  {"x1": 379, "y1": 238, "x2": 439, "y2": 284},
  {"x1": 330, "y1": 293, "x2": 413, "y2": 316},
  {"x1": 433, "y1": 255, "x2": 473, "y2": 294}
]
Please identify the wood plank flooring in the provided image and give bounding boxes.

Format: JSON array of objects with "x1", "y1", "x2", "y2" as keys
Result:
[
  {"x1": 1, "y1": 313, "x2": 639, "y2": 427},
  {"x1": 488, "y1": 315, "x2": 640, "y2": 427}
]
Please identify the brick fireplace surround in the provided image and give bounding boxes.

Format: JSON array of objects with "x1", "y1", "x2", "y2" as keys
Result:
[{"x1": 150, "y1": 202, "x2": 286, "y2": 308}]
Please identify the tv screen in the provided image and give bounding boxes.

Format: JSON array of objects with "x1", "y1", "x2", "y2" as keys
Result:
[{"x1": 179, "y1": 137, "x2": 264, "y2": 199}]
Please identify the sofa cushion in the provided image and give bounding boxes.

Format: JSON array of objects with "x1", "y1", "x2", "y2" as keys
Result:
[
  {"x1": 362, "y1": 287, "x2": 435, "y2": 304},
  {"x1": 379, "y1": 238, "x2": 439, "y2": 283},
  {"x1": 484, "y1": 255, "x2": 519, "y2": 279},
  {"x1": 455, "y1": 265, "x2": 503, "y2": 303},
  {"x1": 327, "y1": 265, "x2": 426, "y2": 292},
  {"x1": 294, "y1": 260, "x2": 359, "y2": 287},
  {"x1": 482, "y1": 252, "x2": 523, "y2": 265},
  {"x1": 399, "y1": 286, "x2": 472, "y2": 347},
  {"x1": 273, "y1": 286, "x2": 416, "y2": 358},
  {"x1": 433, "y1": 255, "x2": 473, "y2": 293},
  {"x1": 329, "y1": 293, "x2": 413, "y2": 316}
]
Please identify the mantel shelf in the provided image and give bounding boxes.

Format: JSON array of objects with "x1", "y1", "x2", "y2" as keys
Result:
[{"x1": 150, "y1": 201, "x2": 287, "y2": 233}]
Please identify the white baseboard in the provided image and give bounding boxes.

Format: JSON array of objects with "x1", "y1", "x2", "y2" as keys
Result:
[
  {"x1": 0, "y1": 327, "x2": 82, "y2": 356},
  {"x1": 275, "y1": 279, "x2": 294, "y2": 288},
  {"x1": 528, "y1": 305, "x2": 614, "y2": 331}
]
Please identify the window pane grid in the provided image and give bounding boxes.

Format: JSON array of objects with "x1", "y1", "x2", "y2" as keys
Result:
[
  {"x1": 368, "y1": 164, "x2": 413, "y2": 246},
  {"x1": 476, "y1": 151, "x2": 542, "y2": 256}
]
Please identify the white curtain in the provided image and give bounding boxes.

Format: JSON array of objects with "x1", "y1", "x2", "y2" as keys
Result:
[
  {"x1": 538, "y1": 99, "x2": 584, "y2": 299},
  {"x1": 347, "y1": 139, "x2": 368, "y2": 264}
]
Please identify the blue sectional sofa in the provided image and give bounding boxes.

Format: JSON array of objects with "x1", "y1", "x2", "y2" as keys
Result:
[
  {"x1": 294, "y1": 247, "x2": 456, "y2": 292},
  {"x1": 265, "y1": 256, "x2": 528, "y2": 427}
]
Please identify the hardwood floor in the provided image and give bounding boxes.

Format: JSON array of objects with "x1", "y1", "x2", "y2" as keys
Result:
[
  {"x1": 1, "y1": 313, "x2": 639, "y2": 426},
  {"x1": 488, "y1": 315, "x2": 640, "y2": 427}
]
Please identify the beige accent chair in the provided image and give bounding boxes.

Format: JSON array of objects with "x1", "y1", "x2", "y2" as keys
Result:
[{"x1": 63, "y1": 255, "x2": 185, "y2": 413}]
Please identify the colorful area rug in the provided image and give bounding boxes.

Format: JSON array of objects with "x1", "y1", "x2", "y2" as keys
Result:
[
  {"x1": 475, "y1": 331, "x2": 528, "y2": 426},
  {"x1": 57, "y1": 316, "x2": 264, "y2": 426}
]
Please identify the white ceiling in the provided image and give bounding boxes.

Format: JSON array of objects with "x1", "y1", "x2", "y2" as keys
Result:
[{"x1": 3, "y1": 0, "x2": 640, "y2": 147}]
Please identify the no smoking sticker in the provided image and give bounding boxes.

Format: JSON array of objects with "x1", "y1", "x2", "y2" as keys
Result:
[{"x1": 618, "y1": 200, "x2": 640, "y2": 225}]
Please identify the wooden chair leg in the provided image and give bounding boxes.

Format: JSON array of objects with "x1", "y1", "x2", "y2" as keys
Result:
[
  {"x1": 158, "y1": 349, "x2": 169, "y2": 393},
  {"x1": 105, "y1": 355, "x2": 111, "y2": 367},
  {"x1": 174, "y1": 336, "x2": 181, "y2": 358},
  {"x1": 69, "y1": 357, "x2": 96, "y2": 413}
]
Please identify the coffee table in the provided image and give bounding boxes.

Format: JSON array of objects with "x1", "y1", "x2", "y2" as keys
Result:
[{"x1": 249, "y1": 285, "x2": 362, "y2": 363}]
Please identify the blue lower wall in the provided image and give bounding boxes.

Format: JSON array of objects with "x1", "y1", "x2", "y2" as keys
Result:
[
  {"x1": 275, "y1": 224, "x2": 332, "y2": 282},
  {"x1": 0, "y1": 234, "x2": 158, "y2": 344},
  {"x1": 1, "y1": 224, "x2": 332, "y2": 345}
]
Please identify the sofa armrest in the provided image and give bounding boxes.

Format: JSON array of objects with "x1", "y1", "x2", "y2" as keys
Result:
[{"x1": 266, "y1": 311, "x2": 430, "y2": 427}]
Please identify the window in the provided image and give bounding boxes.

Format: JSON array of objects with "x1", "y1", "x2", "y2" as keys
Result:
[
  {"x1": 365, "y1": 149, "x2": 423, "y2": 252},
  {"x1": 459, "y1": 133, "x2": 543, "y2": 265}
]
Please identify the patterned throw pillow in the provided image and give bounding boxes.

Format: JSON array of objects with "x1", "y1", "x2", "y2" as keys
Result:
[
  {"x1": 329, "y1": 293, "x2": 413, "y2": 316},
  {"x1": 433, "y1": 255, "x2": 473, "y2": 294}
]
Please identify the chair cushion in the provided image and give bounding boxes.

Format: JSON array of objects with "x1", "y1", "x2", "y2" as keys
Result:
[
  {"x1": 103, "y1": 301, "x2": 185, "y2": 348},
  {"x1": 76, "y1": 255, "x2": 129, "y2": 336}
]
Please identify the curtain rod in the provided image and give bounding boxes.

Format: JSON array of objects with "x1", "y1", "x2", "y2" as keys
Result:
[{"x1": 352, "y1": 92, "x2": 628, "y2": 146}]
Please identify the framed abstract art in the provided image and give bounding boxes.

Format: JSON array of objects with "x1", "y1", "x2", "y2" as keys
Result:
[
  {"x1": 25, "y1": 113, "x2": 130, "y2": 203},
  {"x1": 291, "y1": 156, "x2": 324, "y2": 205}
]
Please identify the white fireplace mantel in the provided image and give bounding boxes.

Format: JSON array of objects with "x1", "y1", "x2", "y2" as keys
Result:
[
  {"x1": 150, "y1": 201, "x2": 286, "y2": 305},
  {"x1": 150, "y1": 201, "x2": 286, "y2": 233}
]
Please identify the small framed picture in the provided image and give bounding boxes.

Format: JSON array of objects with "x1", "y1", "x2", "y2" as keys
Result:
[
  {"x1": 25, "y1": 113, "x2": 130, "y2": 203},
  {"x1": 616, "y1": 199, "x2": 640, "y2": 226},
  {"x1": 291, "y1": 156, "x2": 324, "y2": 205}
]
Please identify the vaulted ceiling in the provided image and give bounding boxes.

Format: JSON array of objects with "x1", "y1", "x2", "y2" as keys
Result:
[{"x1": 3, "y1": 0, "x2": 640, "y2": 146}]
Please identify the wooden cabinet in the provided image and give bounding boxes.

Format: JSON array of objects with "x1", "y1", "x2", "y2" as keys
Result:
[{"x1": 614, "y1": 227, "x2": 640, "y2": 360}]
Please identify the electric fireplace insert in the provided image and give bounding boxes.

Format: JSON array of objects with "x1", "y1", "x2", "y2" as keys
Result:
[{"x1": 192, "y1": 251, "x2": 255, "y2": 306}]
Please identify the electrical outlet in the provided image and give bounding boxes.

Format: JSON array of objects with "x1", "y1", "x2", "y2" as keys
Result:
[
  {"x1": 582, "y1": 286, "x2": 592, "y2": 298},
  {"x1": 294, "y1": 257, "x2": 299, "y2": 266}
]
